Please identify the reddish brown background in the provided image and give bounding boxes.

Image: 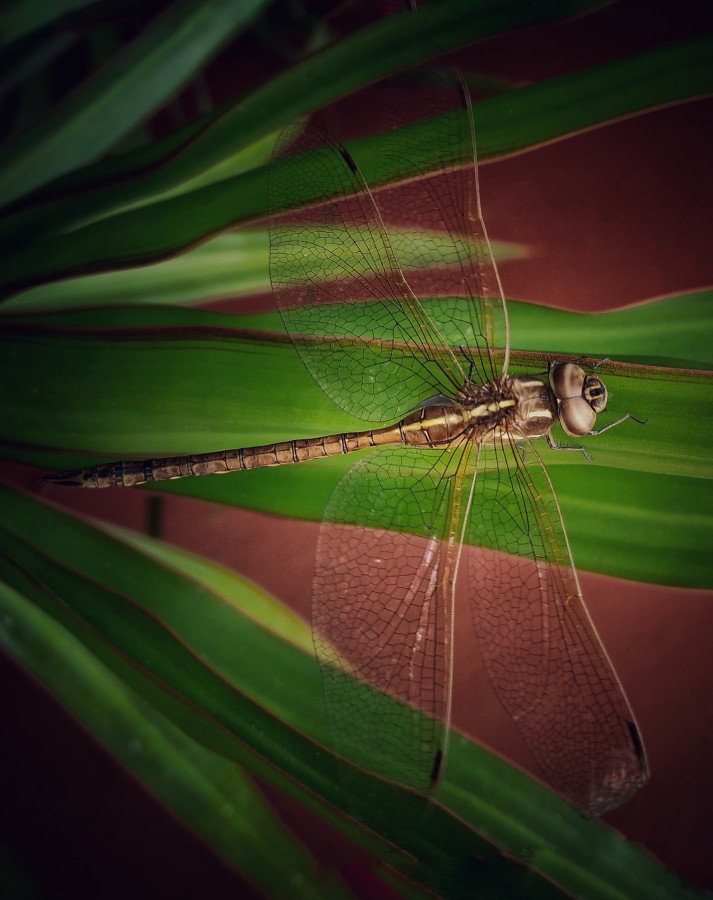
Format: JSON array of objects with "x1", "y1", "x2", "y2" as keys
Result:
[{"x1": 2, "y1": 2, "x2": 712, "y2": 897}]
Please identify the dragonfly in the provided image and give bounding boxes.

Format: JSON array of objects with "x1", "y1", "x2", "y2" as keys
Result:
[{"x1": 45, "y1": 65, "x2": 648, "y2": 817}]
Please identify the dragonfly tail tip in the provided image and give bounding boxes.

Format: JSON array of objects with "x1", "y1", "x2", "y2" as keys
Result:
[{"x1": 43, "y1": 469, "x2": 86, "y2": 487}]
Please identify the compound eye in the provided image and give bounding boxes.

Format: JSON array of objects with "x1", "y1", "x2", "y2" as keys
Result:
[
  {"x1": 559, "y1": 396, "x2": 596, "y2": 436},
  {"x1": 550, "y1": 362, "x2": 585, "y2": 399},
  {"x1": 584, "y1": 376, "x2": 608, "y2": 412}
]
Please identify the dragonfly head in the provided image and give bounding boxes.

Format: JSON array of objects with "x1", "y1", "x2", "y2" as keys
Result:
[{"x1": 549, "y1": 362, "x2": 608, "y2": 437}]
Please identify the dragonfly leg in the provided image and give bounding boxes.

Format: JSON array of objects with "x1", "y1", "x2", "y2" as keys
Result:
[{"x1": 546, "y1": 432, "x2": 593, "y2": 461}]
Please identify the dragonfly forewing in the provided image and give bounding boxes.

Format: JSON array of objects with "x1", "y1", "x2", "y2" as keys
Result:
[
  {"x1": 269, "y1": 123, "x2": 466, "y2": 423},
  {"x1": 371, "y1": 65, "x2": 509, "y2": 383}
]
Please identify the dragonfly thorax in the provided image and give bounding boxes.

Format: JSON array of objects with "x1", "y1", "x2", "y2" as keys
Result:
[
  {"x1": 399, "y1": 376, "x2": 558, "y2": 449},
  {"x1": 447, "y1": 362, "x2": 611, "y2": 446},
  {"x1": 484, "y1": 375, "x2": 558, "y2": 442}
]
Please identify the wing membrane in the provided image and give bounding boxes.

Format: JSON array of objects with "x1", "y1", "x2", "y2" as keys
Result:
[
  {"x1": 269, "y1": 53, "x2": 646, "y2": 817},
  {"x1": 467, "y1": 439, "x2": 648, "y2": 816},
  {"x1": 313, "y1": 442, "x2": 472, "y2": 792},
  {"x1": 372, "y1": 65, "x2": 509, "y2": 382},
  {"x1": 269, "y1": 124, "x2": 465, "y2": 423}
]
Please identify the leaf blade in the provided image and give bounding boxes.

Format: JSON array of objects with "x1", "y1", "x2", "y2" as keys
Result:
[
  {"x1": 0, "y1": 577, "x2": 347, "y2": 900},
  {"x1": 0, "y1": 485, "x2": 702, "y2": 900},
  {"x1": 2, "y1": 33, "x2": 710, "y2": 296},
  {"x1": 0, "y1": 0, "x2": 269, "y2": 207}
]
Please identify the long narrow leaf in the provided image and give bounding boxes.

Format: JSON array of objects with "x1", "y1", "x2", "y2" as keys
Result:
[
  {"x1": 0, "y1": 0, "x2": 99, "y2": 48},
  {"x1": 0, "y1": 0, "x2": 268, "y2": 207},
  {"x1": 2, "y1": 230, "x2": 524, "y2": 312},
  {"x1": 0, "y1": 579, "x2": 351, "y2": 900},
  {"x1": 2, "y1": 297, "x2": 711, "y2": 588},
  {"x1": 1, "y1": 31, "x2": 710, "y2": 294},
  {"x1": 0, "y1": 486, "x2": 703, "y2": 899},
  {"x1": 1, "y1": 0, "x2": 604, "y2": 204}
]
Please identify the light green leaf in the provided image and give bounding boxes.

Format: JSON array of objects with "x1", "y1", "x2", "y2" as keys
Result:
[{"x1": 3, "y1": 230, "x2": 524, "y2": 311}]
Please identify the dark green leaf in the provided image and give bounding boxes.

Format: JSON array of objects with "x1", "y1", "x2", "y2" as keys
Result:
[
  {"x1": 2, "y1": 294, "x2": 710, "y2": 588},
  {"x1": 0, "y1": 486, "x2": 702, "y2": 899},
  {"x1": 0, "y1": 0, "x2": 268, "y2": 207},
  {"x1": 0, "y1": 0, "x2": 96, "y2": 48},
  {"x1": 0, "y1": 578, "x2": 348, "y2": 900},
  {"x1": 1, "y1": 30, "x2": 710, "y2": 295}
]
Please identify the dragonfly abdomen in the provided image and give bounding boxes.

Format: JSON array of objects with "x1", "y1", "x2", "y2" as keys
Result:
[
  {"x1": 43, "y1": 380, "x2": 561, "y2": 489},
  {"x1": 396, "y1": 402, "x2": 471, "y2": 448},
  {"x1": 43, "y1": 426, "x2": 408, "y2": 488}
]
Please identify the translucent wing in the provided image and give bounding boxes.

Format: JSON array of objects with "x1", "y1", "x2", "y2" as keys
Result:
[
  {"x1": 372, "y1": 65, "x2": 509, "y2": 382},
  {"x1": 313, "y1": 441, "x2": 472, "y2": 793},
  {"x1": 269, "y1": 124, "x2": 465, "y2": 423},
  {"x1": 466, "y1": 438, "x2": 648, "y2": 816},
  {"x1": 269, "y1": 58, "x2": 646, "y2": 816}
]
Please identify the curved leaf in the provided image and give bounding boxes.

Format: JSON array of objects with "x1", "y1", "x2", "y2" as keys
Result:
[
  {"x1": 0, "y1": 0, "x2": 268, "y2": 207},
  {"x1": 0, "y1": 485, "x2": 703, "y2": 899},
  {"x1": 1, "y1": 33, "x2": 710, "y2": 296},
  {"x1": 0, "y1": 578, "x2": 347, "y2": 900},
  {"x1": 0, "y1": 0, "x2": 603, "y2": 252},
  {"x1": 2, "y1": 295, "x2": 711, "y2": 588}
]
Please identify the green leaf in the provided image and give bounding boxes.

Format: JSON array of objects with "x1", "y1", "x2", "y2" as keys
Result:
[
  {"x1": 0, "y1": 578, "x2": 348, "y2": 900},
  {"x1": 0, "y1": 0, "x2": 604, "y2": 248},
  {"x1": 1, "y1": 30, "x2": 710, "y2": 296},
  {"x1": 0, "y1": 0, "x2": 98, "y2": 48},
  {"x1": 0, "y1": 0, "x2": 268, "y2": 207},
  {"x1": 0, "y1": 485, "x2": 702, "y2": 899},
  {"x1": 3, "y1": 229, "x2": 524, "y2": 312},
  {"x1": 506, "y1": 294, "x2": 713, "y2": 370},
  {"x1": 2, "y1": 294, "x2": 711, "y2": 589}
]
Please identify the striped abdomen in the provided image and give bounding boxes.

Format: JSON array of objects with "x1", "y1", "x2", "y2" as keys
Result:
[
  {"x1": 44, "y1": 402, "x2": 473, "y2": 488},
  {"x1": 44, "y1": 379, "x2": 559, "y2": 489}
]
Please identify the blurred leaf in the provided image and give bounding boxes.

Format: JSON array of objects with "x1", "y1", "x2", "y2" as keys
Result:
[
  {"x1": 0, "y1": 0, "x2": 268, "y2": 206},
  {"x1": 0, "y1": 486, "x2": 702, "y2": 899},
  {"x1": 6, "y1": 231, "x2": 275, "y2": 310},
  {"x1": 0, "y1": 0, "x2": 603, "y2": 239},
  {"x1": 0, "y1": 29, "x2": 74, "y2": 98},
  {"x1": 1, "y1": 28, "x2": 710, "y2": 295},
  {"x1": 0, "y1": 577, "x2": 348, "y2": 900},
  {"x1": 3, "y1": 229, "x2": 524, "y2": 311},
  {"x1": 0, "y1": 0, "x2": 98, "y2": 47}
]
